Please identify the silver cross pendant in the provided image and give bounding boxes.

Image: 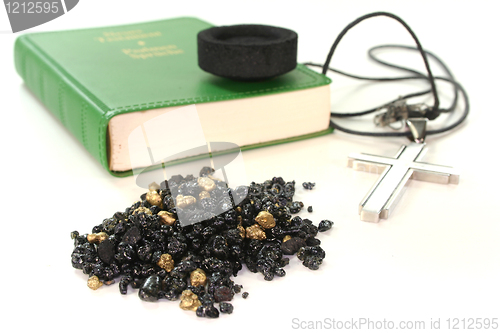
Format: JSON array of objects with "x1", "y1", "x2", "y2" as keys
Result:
[{"x1": 347, "y1": 118, "x2": 459, "y2": 222}]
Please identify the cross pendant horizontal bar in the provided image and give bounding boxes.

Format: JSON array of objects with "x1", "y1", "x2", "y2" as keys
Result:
[{"x1": 348, "y1": 142, "x2": 459, "y2": 223}]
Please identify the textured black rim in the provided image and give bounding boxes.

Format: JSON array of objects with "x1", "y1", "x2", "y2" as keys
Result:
[{"x1": 198, "y1": 24, "x2": 298, "y2": 81}]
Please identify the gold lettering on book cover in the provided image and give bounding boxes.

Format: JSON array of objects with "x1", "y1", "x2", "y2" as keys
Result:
[
  {"x1": 121, "y1": 45, "x2": 184, "y2": 59},
  {"x1": 94, "y1": 29, "x2": 162, "y2": 43}
]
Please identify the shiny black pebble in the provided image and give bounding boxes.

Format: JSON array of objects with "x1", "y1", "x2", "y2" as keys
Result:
[
  {"x1": 122, "y1": 226, "x2": 142, "y2": 245},
  {"x1": 318, "y1": 220, "x2": 333, "y2": 232},
  {"x1": 281, "y1": 237, "x2": 307, "y2": 255},
  {"x1": 196, "y1": 306, "x2": 206, "y2": 317},
  {"x1": 205, "y1": 305, "x2": 220, "y2": 318},
  {"x1": 138, "y1": 275, "x2": 161, "y2": 302},
  {"x1": 302, "y1": 182, "x2": 316, "y2": 190},
  {"x1": 219, "y1": 302, "x2": 233, "y2": 314},
  {"x1": 214, "y1": 286, "x2": 234, "y2": 302}
]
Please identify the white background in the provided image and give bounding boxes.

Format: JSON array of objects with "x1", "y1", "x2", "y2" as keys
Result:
[{"x1": 1, "y1": 1, "x2": 499, "y2": 332}]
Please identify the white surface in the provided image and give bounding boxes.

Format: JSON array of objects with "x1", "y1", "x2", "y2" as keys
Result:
[{"x1": 1, "y1": 1, "x2": 499, "y2": 332}]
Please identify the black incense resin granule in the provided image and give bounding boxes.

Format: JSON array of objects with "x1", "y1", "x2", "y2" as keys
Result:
[{"x1": 70, "y1": 169, "x2": 333, "y2": 318}]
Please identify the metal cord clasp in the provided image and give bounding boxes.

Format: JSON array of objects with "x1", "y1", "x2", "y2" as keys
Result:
[{"x1": 374, "y1": 98, "x2": 429, "y2": 127}]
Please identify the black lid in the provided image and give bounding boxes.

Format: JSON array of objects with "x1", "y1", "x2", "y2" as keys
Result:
[{"x1": 197, "y1": 24, "x2": 298, "y2": 81}]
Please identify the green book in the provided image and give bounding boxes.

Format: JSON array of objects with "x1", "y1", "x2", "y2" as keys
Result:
[{"x1": 14, "y1": 17, "x2": 332, "y2": 177}]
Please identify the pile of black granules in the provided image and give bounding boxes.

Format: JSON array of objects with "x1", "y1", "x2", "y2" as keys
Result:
[{"x1": 71, "y1": 167, "x2": 333, "y2": 318}]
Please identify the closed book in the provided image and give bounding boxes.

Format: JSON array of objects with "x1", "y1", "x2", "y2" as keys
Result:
[{"x1": 14, "y1": 17, "x2": 332, "y2": 176}]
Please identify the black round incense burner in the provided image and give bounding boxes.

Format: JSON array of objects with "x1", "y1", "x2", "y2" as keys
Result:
[{"x1": 197, "y1": 24, "x2": 298, "y2": 81}]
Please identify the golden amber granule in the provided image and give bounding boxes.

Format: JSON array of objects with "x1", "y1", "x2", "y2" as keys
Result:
[
  {"x1": 179, "y1": 290, "x2": 202, "y2": 311},
  {"x1": 190, "y1": 268, "x2": 207, "y2": 287},
  {"x1": 197, "y1": 177, "x2": 216, "y2": 192},
  {"x1": 176, "y1": 195, "x2": 196, "y2": 208},
  {"x1": 157, "y1": 253, "x2": 174, "y2": 272},
  {"x1": 87, "y1": 276, "x2": 103, "y2": 290},
  {"x1": 158, "y1": 211, "x2": 176, "y2": 226},
  {"x1": 235, "y1": 206, "x2": 242, "y2": 213},
  {"x1": 255, "y1": 211, "x2": 276, "y2": 229},
  {"x1": 146, "y1": 190, "x2": 162, "y2": 207},
  {"x1": 245, "y1": 224, "x2": 266, "y2": 240},
  {"x1": 132, "y1": 206, "x2": 152, "y2": 215},
  {"x1": 283, "y1": 235, "x2": 292, "y2": 242},
  {"x1": 237, "y1": 225, "x2": 245, "y2": 238},
  {"x1": 199, "y1": 191, "x2": 210, "y2": 200},
  {"x1": 87, "y1": 232, "x2": 109, "y2": 244}
]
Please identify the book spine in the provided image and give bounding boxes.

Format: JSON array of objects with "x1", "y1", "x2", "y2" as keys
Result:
[{"x1": 14, "y1": 35, "x2": 110, "y2": 172}]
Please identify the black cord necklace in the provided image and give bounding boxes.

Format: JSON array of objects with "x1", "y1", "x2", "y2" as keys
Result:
[
  {"x1": 304, "y1": 12, "x2": 469, "y2": 137},
  {"x1": 305, "y1": 12, "x2": 465, "y2": 223}
]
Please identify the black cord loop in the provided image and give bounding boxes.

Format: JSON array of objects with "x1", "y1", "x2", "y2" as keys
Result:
[{"x1": 307, "y1": 12, "x2": 469, "y2": 137}]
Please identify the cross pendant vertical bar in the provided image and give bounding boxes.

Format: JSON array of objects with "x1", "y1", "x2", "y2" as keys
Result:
[{"x1": 348, "y1": 142, "x2": 459, "y2": 222}]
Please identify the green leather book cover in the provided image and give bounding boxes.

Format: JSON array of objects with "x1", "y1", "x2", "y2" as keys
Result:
[{"x1": 14, "y1": 17, "x2": 332, "y2": 176}]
